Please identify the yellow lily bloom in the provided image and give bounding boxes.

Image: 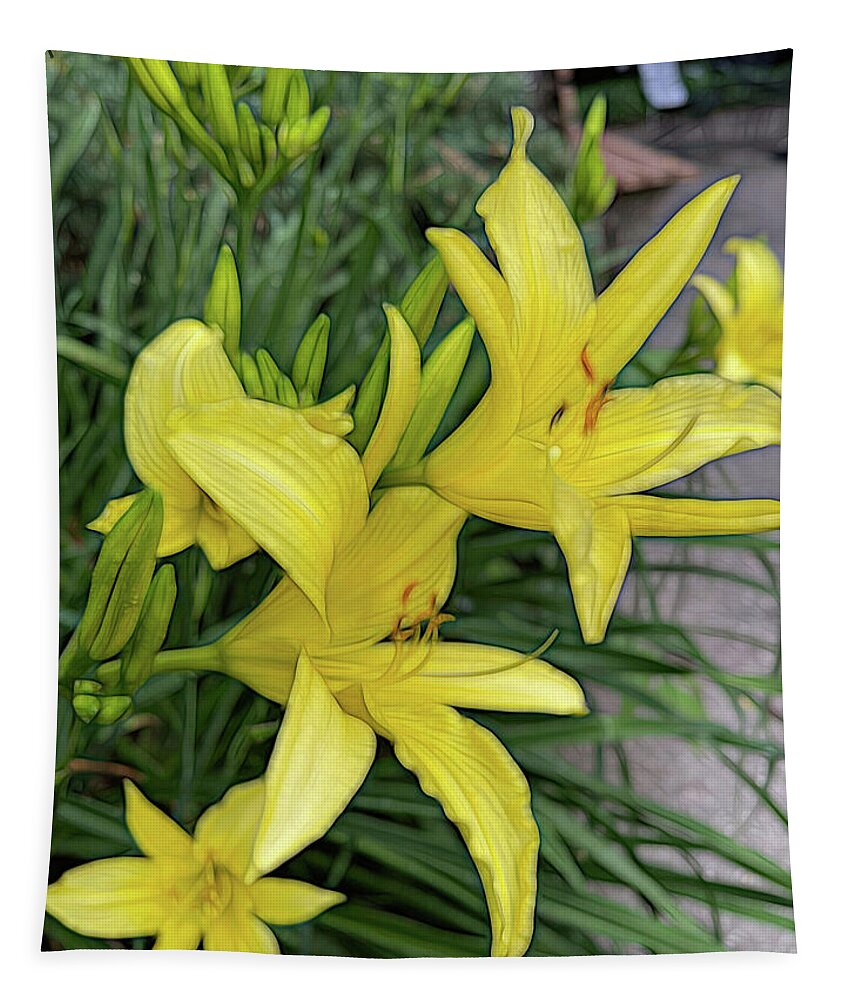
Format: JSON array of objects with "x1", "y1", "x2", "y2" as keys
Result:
[
  {"x1": 692, "y1": 237, "x2": 783, "y2": 394},
  {"x1": 46, "y1": 779, "x2": 344, "y2": 952},
  {"x1": 88, "y1": 319, "x2": 368, "y2": 618},
  {"x1": 391, "y1": 108, "x2": 780, "y2": 644},
  {"x1": 160, "y1": 485, "x2": 586, "y2": 957}
]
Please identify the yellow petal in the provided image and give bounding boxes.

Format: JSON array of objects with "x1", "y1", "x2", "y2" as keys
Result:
[
  {"x1": 251, "y1": 650, "x2": 376, "y2": 879},
  {"x1": 362, "y1": 305, "x2": 421, "y2": 490},
  {"x1": 46, "y1": 857, "x2": 163, "y2": 938},
  {"x1": 193, "y1": 779, "x2": 266, "y2": 880},
  {"x1": 552, "y1": 484, "x2": 633, "y2": 644},
  {"x1": 153, "y1": 917, "x2": 202, "y2": 950},
  {"x1": 123, "y1": 780, "x2": 194, "y2": 861},
  {"x1": 589, "y1": 176, "x2": 739, "y2": 382},
  {"x1": 402, "y1": 641, "x2": 587, "y2": 715},
  {"x1": 613, "y1": 494, "x2": 779, "y2": 536},
  {"x1": 203, "y1": 913, "x2": 280, "y2": 953},
  {"x1": 564, "y1": 375, "x2": 780, "y2": 497},
  {"x1": 194, "y1": 493, "x2": 258, "y2": 570},
  {"x1": 367, "y1": 696, "x2": 538, "y2": 957},
  {"x1": 124, "y1": 320, "x2": 243, "y2": 508},
  {"x1": 250, "y1": 878, "x2": 345, "y2": 926},
  {"x1": 166, "y1": 396, "x2": 369, "y2": 620},
  {"x1": 476, "y1": 107, "x2": 593, "y2": 386},
  {"x1": 691, "y1": 274, "x2": 736, "y2": 325},
  {"x1": 724, "y1": 237, "x2": 784, "y2": 313},
  {"x1": 327, "y1": 486, "x2": 466, "y2": 646},
  {"x1": 425, "y1": 227, "x2": 514, "y2": 376}
]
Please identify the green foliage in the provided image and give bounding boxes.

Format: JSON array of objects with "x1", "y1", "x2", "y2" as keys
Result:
[{"x1": 47, "y1": 52, "x2": 788, "y2": 956}]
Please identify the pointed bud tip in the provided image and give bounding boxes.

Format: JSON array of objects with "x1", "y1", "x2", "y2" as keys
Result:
[{"x1": 510, "y1": 107, "x2": 535, "y2": 158}]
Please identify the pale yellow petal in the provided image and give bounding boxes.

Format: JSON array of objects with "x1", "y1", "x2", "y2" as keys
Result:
[
  {"x1": 123, "y1": 781, "x2": 194, "y2": 862},
  {"x1": 203, "y1": 912, "x2": 280, "y2": 954},
  {"x1": 367, "y1": 696, "x2": 538, "y2": 958},
  {"x1": 153, "y1": 917, "x2": 202, "y2": 950},
  {"x1": 425, "y1": 227, "x2": 514, "y2": 375},
  {"x1": 552, "y1": 484, "x2": 633, "y2": 644},
  {"x1": 402, "y1": 641, "x2": 587, "y2": 715},
  {"x1": 327, "y1": 486, "x2": 466, "y2": 646},
  {"x1": 362, "y1": 305, "x2": 421, "y2": 490},
  {"x1": 476, "y1": 107, "x2": 593, "y2": 385},
  {"x1": 194, "y1": 493, "x2": 258, "y2": 570},
  {"x1": 124, "y1": 320, "x2": 243, "y2": 507},
  {"x1": 588, "y1": 176, "x2": 739, "y2": 382},
  {"x1": 193, "y1": 779, "x2": 266, "y2": 880},
  {"x1": 46, "y1": 857, "x2": 163, "y2": 939},
  {"x1": 612, "y1": 494, "x2": 779, "y2": 536},
  {"x1": 165, "y1": 396, "x2": 369, "y2": 620},
  {"x1": 250, "y1": 878, "x2": 345, "y2": 926},
  {"x1": 564, "y1": 375, "x2": 780, "y2": 496},
  {"x1": 724, "y1": 237, "x2": 784, "y2": 313},
  {"x1": 251, "y1": 650, "x2": 376, "y2": 879},
  {"x1": 692, "y1": 274, "x2": 736, "y2": 325}
]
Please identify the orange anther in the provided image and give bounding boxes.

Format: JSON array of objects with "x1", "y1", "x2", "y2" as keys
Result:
[
  {"x1": 401, "y1": 581, "x2": 418, "y2": 605},
  {"x1": 580, "y1": 344, "x2": 595, "y2": 382}
]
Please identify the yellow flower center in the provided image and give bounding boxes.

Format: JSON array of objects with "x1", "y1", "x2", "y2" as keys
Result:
[{"x1": 171, "y1": 856, "x2": 236, "y2": 921}]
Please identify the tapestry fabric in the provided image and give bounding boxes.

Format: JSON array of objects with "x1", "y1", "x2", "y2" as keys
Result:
[{"x1": 46, "y1": 51, "x2": 791, "y2": 957}]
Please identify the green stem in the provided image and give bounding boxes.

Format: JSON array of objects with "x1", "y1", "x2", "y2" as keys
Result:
[{"x1": 151, "y1": 644, "x2": 223, "y2": 677}]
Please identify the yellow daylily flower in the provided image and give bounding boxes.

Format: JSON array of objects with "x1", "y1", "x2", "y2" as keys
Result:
[
  {"x1": 88, "y1": 319, "x2": 369, "y2": 617},
  {"x1": 46, "y1": 779, "x2": 344, "y2": 952},
  {"x1": 179, "y1": 485, "x2": 588, "y2": 958},
  {"x1": 692, "y1": 237, "x2": 783, "y2": 394},
  {"x1": 387, "y1": 108, "x2": 780, "y2": 644}
]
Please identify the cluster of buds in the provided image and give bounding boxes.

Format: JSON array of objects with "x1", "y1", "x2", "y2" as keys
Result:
[
  {"x1": 128, "y1": 59, "x2": 330, "y2": 194},
  {"x1": 569, "y1": 95, "x2": 617, "y2": 225},
  {"x1": 60, "y1": 490, "x2": 176, "y2": 725}
]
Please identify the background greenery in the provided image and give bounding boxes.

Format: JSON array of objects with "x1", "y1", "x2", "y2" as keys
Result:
[{"x1": 47, "y1": 51, "x2": 791, "y2": 956}]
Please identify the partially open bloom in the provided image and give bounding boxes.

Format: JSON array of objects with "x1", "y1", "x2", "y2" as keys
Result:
[
  {"x1": 692, "y1": 237, "x2": 783, "y2": 394},
  {"x1": 396, "y1": 108, "x2": 780, "y2": 644},
  {"x1": 164, "y1": 486, "x2": 586, "y2": 957},
  {"x1": 88, "y1": 320, "x2": 368, "y2": 617},
  {"x1": 46, "y1": 779, "x2": 344, "y2": 952}
]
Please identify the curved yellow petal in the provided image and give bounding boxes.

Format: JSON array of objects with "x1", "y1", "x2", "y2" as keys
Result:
[
  {"x1": 476, "y1": 107, "x2": 593, "y2": 386},
  {"x1": 403, "y1": 641, "x2": 587, "y2": 715},
  {"x1": 124, "y1": 320, "x2": 243, "y2": 510},
  {"x1": 251, "y1": 651, "x2": 375, "y2": 880},
  {"x1": 552, "y1": 484, "x2": 632, "y2": 644},
  {"x1": 589, "y1": 176, "x2": 739, "y2": 382},
  {"x1": 724, "y1": 237, "x2": 784, "y2": 313},
  {"x1": 425, "y1": 227, "x2": 514, "y2": 377},
  {"x1": 123, "y1": 781, "x2": 193, "y2": 862},
  {"x1": 250, "y1": 878, "x2": 345, "y2": 926},
  {"x1": 563, "y1": 375, "x2": 780, "y2": 497},
  {"x1": 613, "y1": 494, "x2": 779, "y2": 537},
  {"x1": 153, "y1": 917, "x2": 202, "y2": 950},
  {"x1": 326, "y1": 486, "x2": 466, "y2": 646},
  {"x1": 362, "y1": 305, "x2": 421, "y2": 490},
  {"x1": 203, "y1": 913, "x2": 280, "y2": 954},
  {"x1": 165, "y1": 396, "x2": 369, "y2": 620},
  {"x1": 46, "y1": 857, "x2": 163, "y2": 939},
  {"x1": 193, "y1": 779, "x2": 266, "y2": 880},
  {"x1": 194, "y1": 493, "x2": 258, "y2": 570},
  {"x1": 691, "y1": 274, "x2": 736, "y2": 325},
  {"x1": 368, "y1": 697, "x2": 538, "y2": 957}
]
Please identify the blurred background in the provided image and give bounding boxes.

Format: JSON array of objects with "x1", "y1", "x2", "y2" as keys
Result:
[{"x1": 47, "y1": 50, "x2": 791, "y2": 955}]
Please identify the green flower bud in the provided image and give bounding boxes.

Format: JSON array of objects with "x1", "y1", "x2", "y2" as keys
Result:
[
  {"x1": 94, "y1": 696, "x2": 133, "y2": 726},
  {"x1": 261, "y1": 67, "x2": 292, "y2": 127},
  {"x1": 240, "y1": 352, "x2": 264, "y2": 399},
  {"x1": 94, "y1": 660, "x2": 122, "y2": 691},
  {"x1": 302, "y1": 106, "x2": 330, "y2": 150},
  {"x1": 204, "y1": 245, "x2": 241, "y2": 367},
  {"x1": 237, "y1": 102, "x2": 263, "y2": 171},
  {"x1": 201, "y1": 63, "x2": 240, "y2": 149},
  {"x1": 570, "y1": 94, "x2": 616, "y2": 225},
  {"x1": 77, "y1": 491, "x2": 163, "y2": 662},
  {"x1": 122, "y1": 564, "x2": 177, "y2": 689},
  {"x1": 255, "y1": 349, "x2": 283, "y2": 403},
  {"x1": 72, "y1": 694, "x2": 101, "y2": 724},
  {"x1": 73, "y1": 679, "x2": 102, "y2": 695},
  {"x1": 258, "y1": 122, "x2": 278, "y2": 170},
  {"x1": 285, "y1": 70, "x2": 310, "y2": 124},
  {"x1": 292, "y1": 314, "x2": 330, "y2": 404},
  {"x1": 282, "y1": 118, "x2": 308, "y2": 159},
  {"x1": 388, "y1": 315, "x2": 475, "y2": 471},
  {"x1": 350, "y1": 256, "x2": 447, "y2": 453}
]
